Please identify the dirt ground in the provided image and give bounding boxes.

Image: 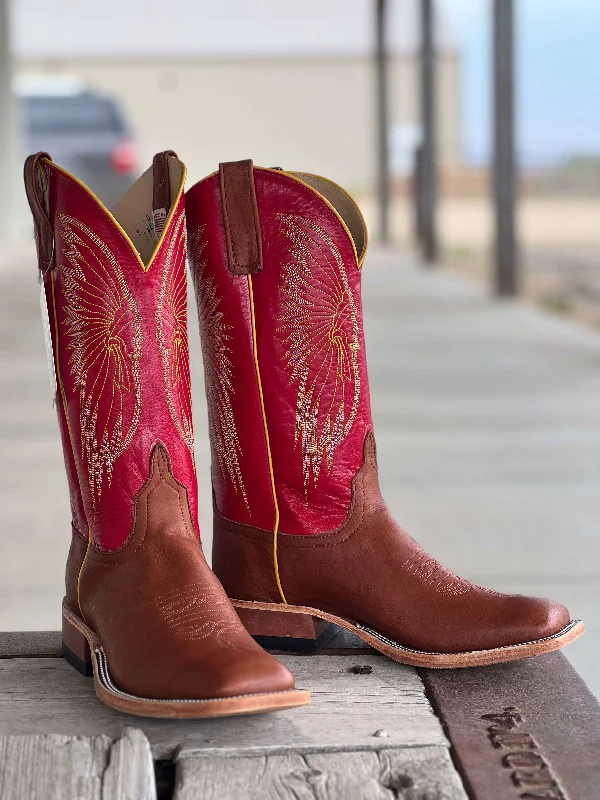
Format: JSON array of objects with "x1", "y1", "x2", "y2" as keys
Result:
[{"x1": 358, "y1": 195, "x2": 600, "y2": 328}]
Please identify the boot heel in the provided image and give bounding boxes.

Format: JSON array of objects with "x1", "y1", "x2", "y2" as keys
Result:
[
  {"x1": 235, "y1": 604, "x2": 338, "y2": 653},
  {"x1": 62, "y1": 610, "x2": 93, "y2": 677}
]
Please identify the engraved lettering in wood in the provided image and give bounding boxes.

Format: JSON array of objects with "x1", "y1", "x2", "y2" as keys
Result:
[{"x1": 481, "y1": 707, "x2": 566, "y2": 799}]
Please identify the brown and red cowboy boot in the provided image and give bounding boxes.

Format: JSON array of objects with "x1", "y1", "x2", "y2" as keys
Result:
[
  {"x1": 24, "y1": 152, "x2": 309, "y2": 717},
  {"x1": 185, "y1": 160, "x2": 583, "y2": 668}
]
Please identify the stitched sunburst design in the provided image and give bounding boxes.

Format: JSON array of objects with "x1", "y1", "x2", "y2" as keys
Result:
[
  {"x1": 60, "y1": 214, "x2": 143, "y2": 507},
  {"x1": 277, "y1": 213, "x2": 361, "y2": 501},
  {"x1": 155, "y1": 210, "x2": 195, "y2": 466},
  {"x1": 190, "y1": 226, "x2": 248, "y2": 512}
]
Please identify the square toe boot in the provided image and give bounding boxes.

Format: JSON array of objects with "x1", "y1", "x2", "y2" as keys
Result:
[
  {"x1": 24, "y1": 152, "x2": 309, "y2": 717},
  {"x1": 185, "y1": 160, "x2": 584, "y2": 668}
]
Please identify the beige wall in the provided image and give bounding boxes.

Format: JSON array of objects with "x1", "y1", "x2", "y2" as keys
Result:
[{"x1": 20, "y1": 56, "x2": 461, "y2": 190}]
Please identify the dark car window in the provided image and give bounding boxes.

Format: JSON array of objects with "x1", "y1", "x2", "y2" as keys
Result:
[{"x1": 22, "y1": 95, "x2": 125, "y2": 135}]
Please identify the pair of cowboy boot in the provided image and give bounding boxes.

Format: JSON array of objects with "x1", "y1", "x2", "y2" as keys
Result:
[{"x1": 25, "y1": 151, "x2": 582, "y2": 719}]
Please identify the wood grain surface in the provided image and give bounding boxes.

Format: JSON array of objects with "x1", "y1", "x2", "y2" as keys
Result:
[{"x1": 0, "y1": 727, "x2": 155, "y2": 800}]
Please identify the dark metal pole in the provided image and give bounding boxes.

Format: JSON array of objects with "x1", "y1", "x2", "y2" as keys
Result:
[
  {"x1": 420, "y1": 0, "x2": 438, "y2": 264},
  {"x1": 413, "y1": 144, "x2": 424, "y2": 246},
  {"x1": 375, "y1": 0, "x2": 390, "y2": 244},
  {"x1": 493, "y1": 0, "x2": 518, "y2": 296}
]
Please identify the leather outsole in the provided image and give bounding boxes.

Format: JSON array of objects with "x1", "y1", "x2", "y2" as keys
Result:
[
  {"x1": 232, "y1": 599, "x2": 585, "y2": 669},
  {"x1": 62, "y1": 601, "x2": 310, "y2": 718}
]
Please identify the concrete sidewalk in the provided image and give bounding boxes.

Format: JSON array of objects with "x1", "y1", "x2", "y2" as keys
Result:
[{"x1": 1, "y1": 247, "x2": 598, "y2": 697}]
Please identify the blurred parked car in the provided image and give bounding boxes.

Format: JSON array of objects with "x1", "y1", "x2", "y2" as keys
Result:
[{"x1": 16, "y1": 75, "x2": 138, "y2": 208}]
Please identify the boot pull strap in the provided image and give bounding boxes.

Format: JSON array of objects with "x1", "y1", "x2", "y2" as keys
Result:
[
  {"x1": 218, "y1": 159, "x2": 263, "y2": 275},
  {"x1": 152, "y1": 150, "x2": 178, "y2": 235},
  {"x1": 23, "y1": 152, "x2": 54, "y2": 275}
]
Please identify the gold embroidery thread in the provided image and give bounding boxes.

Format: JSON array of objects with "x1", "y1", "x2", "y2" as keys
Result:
[
  {"x1": 278, "y1": 213, "x2": 361, "y2": 499},
  {"x1": 190, "y1": 227, "x2": 249, "y2": 511},
  {"x1": 60, "y1": 214, "x2": 143, "y2": 507},
  {"x1": 156, "y1": 210, "x2": 195, "y2": 465}
]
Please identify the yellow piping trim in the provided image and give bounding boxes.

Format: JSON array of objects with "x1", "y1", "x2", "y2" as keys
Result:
[
  {"x1": 46, "y1": 154, "x2": 185, "y2": 617},
  {"x1": 77, "y1": 530, "x2": 93, "y2": 616},
  {"x1": 289, "y1": 171, "x2": 369, "y2": 268},
  {"x1": 193, "y1": 166, "x2": 365, "y2": 269},
  {"x1": 50, "y1": 272, "x2": 90, "y2": 619},
  {"x1": 263, "y1": 168, "x2": 358, "y2": 263},
  {"x1": 247, "y1": 274, "x2": 287, "y2": 604},
  {"x1": 42, "y1": 157, "x2": 187, "y2": 273}
]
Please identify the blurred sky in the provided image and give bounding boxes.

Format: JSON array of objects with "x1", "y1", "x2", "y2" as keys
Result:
[{"x1": 444, "y1": 0, "x2": 600, "y2": 166}]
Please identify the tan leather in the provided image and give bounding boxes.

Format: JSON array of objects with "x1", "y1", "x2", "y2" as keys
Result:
[
  {"x1": 75, "y1": 443, "x2": 294, "y2": 700},
  {"x1": 213, "y1": 433, "x2": 570, "y2": 654},
  {"x1": 65, "y1": 529, "x2": 88, "y2": 614},
  {"x1": 111, "y1": 152, "x2": 186, "y2": 265},
  {"x1": 219, "y1": 160, "x2": 263, "y2": 274}
]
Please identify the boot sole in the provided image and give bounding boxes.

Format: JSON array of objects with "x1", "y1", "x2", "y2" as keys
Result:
[
  {"x1": 232, "y1": 600, "x2": 585, "y2": 668},
  {"x1": 62, "y1": 601, "x2": 310, "y2": 718}
]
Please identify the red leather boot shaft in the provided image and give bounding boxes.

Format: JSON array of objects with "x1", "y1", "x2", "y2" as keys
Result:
[
  {"x1": 43, "y1": 160, "x2": 197, "y2": 551},
  {"x1": 187, "y1": 178, "x2": 274, "y2": 533},
  {"x1": 45, "y1": 287, "x2": 88, "y2": 539},
  {"x1": 186, "y1": 167, "x2": 373, "y2": 535},
  {"x1": 189, "y1": 163, "x2": 581, "y2": 668}
]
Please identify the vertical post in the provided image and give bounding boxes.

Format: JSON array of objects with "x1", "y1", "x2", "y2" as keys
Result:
[
  {"x1": 493, "y1": 0, "x2": 518, "y2": 296},
  {"x1": 420, "y1": 0, "x2": 438, "y2": 264},
  {"x1": 413, "y1": 144, "x2": 424, "y2": 246},
  {"x1": 375, "y1": 0, "x2": 390, "y2": 244},
  {"x1": 0, "y1": 0, "x2": 16, "y2": 239}
]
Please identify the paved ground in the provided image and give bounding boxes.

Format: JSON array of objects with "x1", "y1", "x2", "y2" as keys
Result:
[{"x1": 1, "y1": 244, "x2": 599, "y2": 698}]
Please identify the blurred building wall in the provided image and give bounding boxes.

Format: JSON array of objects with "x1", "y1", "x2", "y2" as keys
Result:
[{"x1": 18, "y1": 55, "x2": 461, "y2": 189}]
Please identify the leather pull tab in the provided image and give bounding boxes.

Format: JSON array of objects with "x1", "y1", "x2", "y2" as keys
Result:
[
  {"x1": 219, "y1": 160, "x2": 263, "y2": 275},
  {"x1": 152, "y1": 150, "x2": 177, "y2": 236},
  {"x1": 23, "y1": 152, "x2": 54, "y2": 274}
]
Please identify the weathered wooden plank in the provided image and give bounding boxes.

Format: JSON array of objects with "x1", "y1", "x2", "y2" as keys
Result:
[
  {"x1": 0, "y1": 727, "x2": 155, "y2": 800},
  {"x1": 0, "y1": 654, "x2": 446, "y2": 760},
  {"x1": 175, "y1": 746, "x2": 467, "y2": 800},
  {"x1": 421, "y1": 652, "x2": 600, "y2": 800},
  {"x1": 0, "y1": 630, "x2": 61, "y2": 659},
  {"x1": 102, "y1": 727, "x2": 156, "y2": 800}
]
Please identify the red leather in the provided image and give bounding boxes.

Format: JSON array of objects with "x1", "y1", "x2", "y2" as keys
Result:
[
  {"x1": 187, "y1": 182, "x2": 274, "y2": 532},
  {"x1": 186, "y1": 169, "x2": 373, "y2": 535},
  {"x1": 51, "y1": 327, "x2": 88, "y2": 539},
  {"x1": 44, "y1": 163, "x2": 197, "y2": 551},
  {"x1": 26, "y1": 154, "x2": 87, "y2": 541},
  {"x1": 189, "y1": 164, "x2": 579, "y2": 662}
]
